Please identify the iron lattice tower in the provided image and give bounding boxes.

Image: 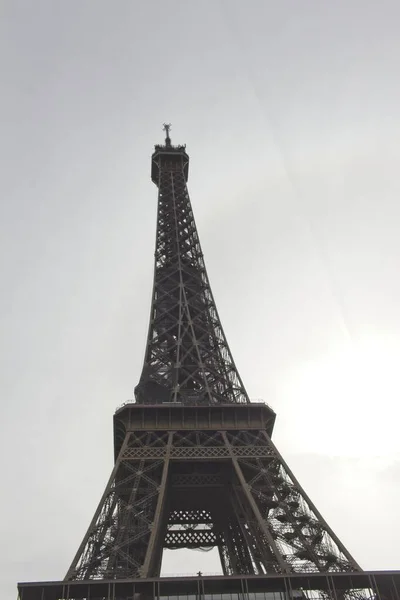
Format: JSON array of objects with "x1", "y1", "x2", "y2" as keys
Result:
[
  {"x1": 22, "y1": 126, "x2": 400, "y2": 600},
  {"x1": 64, "y1": 126, "x2": 360, "y2": 580}
]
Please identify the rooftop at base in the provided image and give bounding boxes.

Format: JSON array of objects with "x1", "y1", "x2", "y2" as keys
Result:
[{"x1": 18, "y1": 571, "x2": 400, "y2": 600}]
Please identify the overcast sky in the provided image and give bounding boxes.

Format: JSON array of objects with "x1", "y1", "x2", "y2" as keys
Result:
[{"x1": 2, "y1": 1, "x2": 400, "y2": 597}]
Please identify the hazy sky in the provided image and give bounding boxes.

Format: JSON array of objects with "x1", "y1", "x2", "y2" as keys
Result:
[{"x1": 2, "y1": 1, "x2": 400, "y2": 597}]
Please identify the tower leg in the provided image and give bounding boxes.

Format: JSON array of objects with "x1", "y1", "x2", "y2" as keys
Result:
[
  {"x1": 222, "y1": 431, "x2": 289, "y2": 573},
  {"x1": 141, "y1": 432, "x2": 173, "y2": 577},
  {"x1": 65, "y1": 431, "x2": 171, "y2": 581}
]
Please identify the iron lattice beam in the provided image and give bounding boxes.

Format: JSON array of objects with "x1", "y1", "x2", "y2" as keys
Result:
[
  {"x1": 168, "y1": 509, "x2": 215, "y2": 523},
  {"x1": 164, "y1": 528, "x2": 222, "y2": 549}
]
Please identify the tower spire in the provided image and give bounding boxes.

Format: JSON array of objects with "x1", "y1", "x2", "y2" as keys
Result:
[{"x1": 163, "y1": 122, "x2": 172, "y2": 147}]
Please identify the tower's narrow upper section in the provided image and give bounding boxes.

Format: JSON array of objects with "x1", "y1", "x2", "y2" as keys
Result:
[
  {"x1": 135, "y1": 126, "x2": 249, "y2": 406},
  {"x1": 151, "y1": 124, "x2": 189, "y2": 185}
]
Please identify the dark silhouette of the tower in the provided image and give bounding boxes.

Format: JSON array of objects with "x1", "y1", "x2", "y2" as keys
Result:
[{"x1": 18, "y1": 127, "x2": 400, "y2": 600}]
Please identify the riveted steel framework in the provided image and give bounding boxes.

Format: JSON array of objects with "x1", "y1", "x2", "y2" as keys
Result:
[
  {"x1": 19, "y1": 130, "x2": 391, "y2": 600},
  {"x1": 62, "y1": 131, "x2": 361, "y2": 584},
  {"x1": 65, "y1": 405, "x2": 361, "y2": 581},
  {"x1": 135, "y1": 134, "x2": 249, "y2": 406}
]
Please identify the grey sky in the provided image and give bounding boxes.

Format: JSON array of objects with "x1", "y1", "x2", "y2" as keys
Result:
[{"x1": 1, "y1": 1, "x2": 400, "y2": 597}]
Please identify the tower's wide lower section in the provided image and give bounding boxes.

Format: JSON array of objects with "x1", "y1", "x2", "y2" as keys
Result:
[{"x1": 63, "y1": 404, "x2": 359, "y2": 581}]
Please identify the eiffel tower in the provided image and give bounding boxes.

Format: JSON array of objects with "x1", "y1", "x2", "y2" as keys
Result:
[{"x1": 18, "y1": 127, "x2": 400, "y2": 600}]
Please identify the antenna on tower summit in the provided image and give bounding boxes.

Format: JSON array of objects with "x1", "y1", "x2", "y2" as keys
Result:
[{"x1": 163, "y1": 122, "x2": 171, "y2": 146}]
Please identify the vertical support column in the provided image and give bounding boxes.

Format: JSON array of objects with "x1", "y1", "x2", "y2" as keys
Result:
[
  {"x1": 218, "y1": 544, "x2": 229, "y2": 576},
  {"x1": 221, "y1": 431, "x2": 289, "y2": 573},
  {"x1": 220, "y1": 522, "x2": 238, "y2": 575},
  {"x1": 141, "y1": 431, "x2": 174, "y2": 577},
  {"x1": 227, "y1": 493, "x2": 259, "y2": 574}
]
